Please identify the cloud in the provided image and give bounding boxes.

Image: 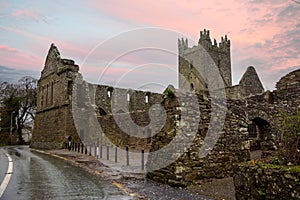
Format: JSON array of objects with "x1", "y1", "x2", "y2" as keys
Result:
[
  {"x1": 0, "y1": 65, "x2": 39, "y2": 83},
  {"x1": 0, "y1": 43, "x2": 44, "y2": 71},
  {"x1": 1, "y1": 0, "x2": 300, "y2": 92},
  {"x1": 11, "y1": 9, "x2": 43, "y2": 22},
  {"x1": 0, "y1": 26, "x2": 90, "y2": 64}
]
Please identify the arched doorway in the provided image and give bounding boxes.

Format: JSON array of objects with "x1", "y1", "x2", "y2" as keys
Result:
[
  {"x1": 248, "y1": 117, "x2": 272, "y2": 159},
  {"x1": 99, "y1": 107, "x2": 107, "y2": 116}
]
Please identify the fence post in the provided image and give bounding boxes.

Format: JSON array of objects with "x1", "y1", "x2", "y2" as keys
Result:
[
  {"x1": 141, "y1": 148, "x2": 145, "y2": 170},
  {"x1": 81, "y1": 143, "x2": 84, "y2": 154},
  {"x1": 106, "y1": 145, "x2": 109, "y2": 160},
  {"x1": 77, "y1": 143, "x2": 80, "y2": 153},
  {"x1": 97, "y1": 138, "x2": 100, "y2": 159},
  {"x1": 126, "y1": 145, "x2": 129, "y2": 166},
  {"x1": 100, "y1": 144, "x2": 102, "y2": 158},
  {"x1": 89, "y1": 143, "x2": 92, "y2": 156},
  {"x1": 71, "y1": 142, "x2": 74, "y2": 151},
  {"x1": 115, "y1": 146, "x2": 117, "y2": 163},
  {"x1": 147, "y1": 129, "x2": 151, "y2": 144},
  {"x1": 94, "y1": 143, "x2": 97, "y2": 157}
]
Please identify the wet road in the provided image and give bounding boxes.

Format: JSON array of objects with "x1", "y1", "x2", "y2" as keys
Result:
[{"x1": 0, "y1": 146, "x2": 131, "y2": 200}]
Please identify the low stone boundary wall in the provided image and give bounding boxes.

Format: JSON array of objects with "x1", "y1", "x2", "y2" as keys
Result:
[{"x1": 234, "y1": 162, "x2": 300, "y2": 199}]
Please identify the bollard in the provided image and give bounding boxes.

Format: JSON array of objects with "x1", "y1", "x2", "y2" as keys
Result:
[
  {"x1": 100, "y1": 144, "x2": 102, "y2": 158},
  {"x1": 106, "y1": 145, "x2": 109, "y2": 160},
  {"x1": 89, "y1": 144, "x2": 92, "y2": 156},
  {"x1": 126, "y1": 145, "x2": 129, "y2": 166},
  {"x1": 97, "y1": 139, "x2": 100, "y2": 159},
  {"x1": 115, "y1": 146, "x2": 117, "y2": 163},
  {"x1": 147, "y1": 129, "x2": 151, "y2": 144},
  {"x1": 141, "y1": 148, "x2": 145, "y2": 170}
]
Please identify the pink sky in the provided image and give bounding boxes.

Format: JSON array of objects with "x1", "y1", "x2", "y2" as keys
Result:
[{"x1": 0, "y1": 0, "x2": 299, "y2": 91}]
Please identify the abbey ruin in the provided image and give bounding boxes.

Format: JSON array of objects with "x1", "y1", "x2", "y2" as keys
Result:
[{"x1": 31, "y1": 29, "x2": 300, "y2": 198}]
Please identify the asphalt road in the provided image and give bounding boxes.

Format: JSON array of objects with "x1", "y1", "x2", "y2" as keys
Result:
[{"x1": 0, "y1": 146, "x2": 132, "y2": 200}]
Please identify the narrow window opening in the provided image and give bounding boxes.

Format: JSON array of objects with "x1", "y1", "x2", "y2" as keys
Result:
[
  {"x1": 50, "y1": 82, "x2": 54, "y2": 105},
  {"x1": 127, "y1": 93, "x2": 130, "y2": 102},
  {"x1": 41, "y1": 86, "x2": 44, "y2": 108},
  {"x1": 145, "y1": 95, "x2": 149, "y2": 103},
  {"x1": 46, "y1": 84, "x2": 49, "y2": 107},
  {"x1": 190, "y1": 83, "x2": 194, "y2": 91},
  {"x1": 67, "y1": 81, "x2": 72, "y2": 95}
]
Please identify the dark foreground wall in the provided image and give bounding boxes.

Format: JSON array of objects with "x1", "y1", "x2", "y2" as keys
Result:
[{"x1": 234, "y1": 163, "x2": 300, "y2": 200}]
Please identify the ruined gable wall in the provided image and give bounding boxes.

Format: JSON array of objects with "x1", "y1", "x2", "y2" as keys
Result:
[{"x1": 31, "y1": 45, "x2": 80, "y2": 149}]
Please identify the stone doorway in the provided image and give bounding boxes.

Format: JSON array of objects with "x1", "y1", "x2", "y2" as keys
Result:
[{"x1": 248, "y1": 117, "x2": 272, "y2": 160}]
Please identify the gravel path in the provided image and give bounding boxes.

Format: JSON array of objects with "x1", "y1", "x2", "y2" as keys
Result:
[{"x1": 121, "y1": 178, "x2": 213, "y2": 200}]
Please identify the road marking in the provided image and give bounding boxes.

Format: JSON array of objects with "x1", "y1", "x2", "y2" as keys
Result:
[
  {"x1": 0, "y1": 149, "x2": 13, "y2": 198},
  {"x1": 113, "y1": 182, "x2": 135, "y2": 197}
]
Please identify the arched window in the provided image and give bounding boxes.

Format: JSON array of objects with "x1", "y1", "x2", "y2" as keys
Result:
[
  {"x1": 116, "y1": 109, "x2": 125, "y2": 114},
  {"x1": 107, "y1": 87, "x2": 113, "y2": 98},
  {"x1": 145, "y1": 94, "x2": 149, "y2": 103},
  {"x1": 46, "y1": 84, "x2": 49, "y2": 106},
  {"x1": 127, "y1": 93, "x2": 130, "y2": 101},
  {"x1": 99, "y1": 107, "x2": 107, "y2": 116},
  {"x1": 190, "y1": 83, "x2": 194, "y2": 91},
  {"x1": 50, "y1": 82, "x2": 54, "y2": 105},
  {"x1": 41, "y1": 86, "x2": 44, "y2": 108}
]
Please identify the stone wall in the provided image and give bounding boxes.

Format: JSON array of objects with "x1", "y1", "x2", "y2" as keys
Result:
[
  {"x1": 234, "y1": 162, "x2": 300, "y2": 200},
  {"x1": 31, "y1": 42, "x2": 300, "y2": 197},
  {"x1": 231, "y1": 68, "x2": 300, "y2": 199},
  {"x1": 146, "y1": 68, "x2": 300, "y2": 188},
  {"x1": 31, "y1": 44, "x2": 164, "y2": 150},
  {"x1": 146, "y1": 90, "x2": 251, "y2": 187}
]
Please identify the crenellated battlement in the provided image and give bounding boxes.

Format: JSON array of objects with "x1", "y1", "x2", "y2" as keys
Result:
[
  {"x1": 178, "y1": 38, "x2": 188, "y2": 53},
  {"x1": 178, "y1": 29, "x2": 232, "y2": 88},
  {"x1": 179, "y1": 29, "x2": 230, "y2": 55}
]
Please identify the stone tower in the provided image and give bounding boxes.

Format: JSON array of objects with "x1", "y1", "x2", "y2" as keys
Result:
[{"x1": 178, "y1": 29, "x2": 232, "y2": 91}]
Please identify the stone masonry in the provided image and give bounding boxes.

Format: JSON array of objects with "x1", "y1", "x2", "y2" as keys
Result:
[{"x1": 31, "y1": 30, "x2": 300, "y2": 195}]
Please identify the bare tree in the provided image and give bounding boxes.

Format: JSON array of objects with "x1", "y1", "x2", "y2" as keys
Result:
[{"x1": 0, "y1": 77, "x2": 37, "y2": 144}]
